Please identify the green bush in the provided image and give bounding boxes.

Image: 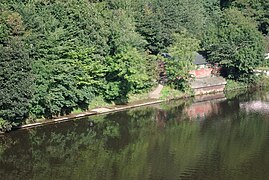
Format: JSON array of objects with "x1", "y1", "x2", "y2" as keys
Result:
[
  {"x1": 255, "y1": 76, "x2": 269, "y2": 87},
  {"x1": 164, "y1": 32, "x2": 199, "y2": 91},
  {"x1": 104, "y1": 47, "x2": 154, "y2": 103},
  {"x1": 0, "y1": 118, "x2": 14, "y2": 133}
]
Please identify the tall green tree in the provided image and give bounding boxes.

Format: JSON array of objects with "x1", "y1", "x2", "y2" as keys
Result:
[
  {"x1": 135, "y1": 0, "x2": 206, "y2": 54},
  {"x1": 164, "y1": 32, "x2": 199, "y2": 90},
  {"x1": 0, "y1": 11, "x2": 32, "y2": 128},
  {"x1": 25, "y1": 1, "x2": 111, "y2": 118},
  {"x1": 223, "y1": 0, "x2": 269, "y2": 35},
  {"x1": 105, "y1": 47, "x2": 153, "y2": 103},
  {"x1": 203, "y1": 8, "x2": 266, "y2": 82},
  {"x1": 6, "y1": 0, "x2": 155, "y2": 118}
]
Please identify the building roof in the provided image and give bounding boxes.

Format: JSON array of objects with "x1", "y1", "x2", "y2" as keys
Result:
[
  {"x1": 161, "y1": 53, "x2": 172, "y2": 58},
  {"x1": 193, "y1": 52, "x2": 207, "y2": 65},
  {"x1": 161, "y1": 52, "x2": 208, "y2": 65}
]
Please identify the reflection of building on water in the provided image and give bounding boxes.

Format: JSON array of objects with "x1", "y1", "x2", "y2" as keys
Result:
[
  {"x1": 154, "y1": 93, "x2": 226, "y2": 127},
  {"x1": 240, "y1": 101, "x2": 269, "y2": 114},
  {"x1": 184, "y1": 93, "x2": 226, "y2": 120},
  {"x1": 185, "y1": 102, "x2": 219, "y2": 120}
]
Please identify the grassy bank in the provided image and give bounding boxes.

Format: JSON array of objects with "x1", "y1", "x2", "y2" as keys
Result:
[{"x1": 160, "y1": 86, "x2": 193, "y2": 100}]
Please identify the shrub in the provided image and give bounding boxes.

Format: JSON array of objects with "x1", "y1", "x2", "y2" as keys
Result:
[
  {"x1": 0, "y1": 118, "x2": 14, "y2": 133},
  {"x1": 164, "y1": 32, "x2": 199, "y2": 91}
]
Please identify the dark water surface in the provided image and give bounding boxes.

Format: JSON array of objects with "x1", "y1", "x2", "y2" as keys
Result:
[{"x1": 1, "y1": 89, "x2": 269, "y2": 180}]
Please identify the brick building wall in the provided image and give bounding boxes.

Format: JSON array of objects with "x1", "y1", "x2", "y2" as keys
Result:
[{"x1": 189, "y1": 67, "x2": 213, "y2": 78}]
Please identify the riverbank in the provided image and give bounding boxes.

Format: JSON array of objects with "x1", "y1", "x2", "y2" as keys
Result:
[
  {"x1": 5, "y1": 76, "x2": 269, "y2": 133},
  {"x1": 6, "y1": 85, "x2": 190, "y2": 132},
  {"x1": 14, "y1": 99, "x2": 166, "y2": 131},
  {"x1": 1, "y1": 88, "x2": 269, "y2": 180}
]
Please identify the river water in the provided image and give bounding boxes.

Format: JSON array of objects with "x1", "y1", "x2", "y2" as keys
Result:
[{"x1": 1, "y1": 89, "x2": 269, "y2": 180}]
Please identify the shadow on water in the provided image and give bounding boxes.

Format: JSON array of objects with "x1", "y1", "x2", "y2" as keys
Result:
[{"x1": 1, "y1": 89, "x2": 269, "y2": 179}]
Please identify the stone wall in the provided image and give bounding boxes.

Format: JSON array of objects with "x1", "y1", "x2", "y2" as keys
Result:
[
  {"x1": 193, "y1": 85, "x2": 226, "y2": 95},
  {"x1": 190, "y1": 76, "x2": 227, "y2": 95}
]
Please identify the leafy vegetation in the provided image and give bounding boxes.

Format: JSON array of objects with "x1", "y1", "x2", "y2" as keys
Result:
[
  {"x1": 164, "y1": 33, "x2": 199, "y2": 90},
  {"x1": 0, "y1": 118, "x2": 13, "y2": 133},
  {"x1": 0, "y1": 0, "x2": 268, "y2": 131},
  {"x1": 0, "y1": 10, "x2": 33, "y2": 124},
  {"x1": 203, "y1": 8, "x2": 266, "y2": 82}
]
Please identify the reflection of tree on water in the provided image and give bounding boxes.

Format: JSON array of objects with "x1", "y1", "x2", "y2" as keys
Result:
[
  {"x1": 156, "y1": 109, "x2": 168, "y2": 128},
  {"x1": 1, "y1": 91, "x2": 269, "y2": 179},
  {"x1": 153, "y1": 101, "x2": 187, "y2": 128},
  {"x1": 0, "y1": 116, "x2": 121, "y2": 180}
]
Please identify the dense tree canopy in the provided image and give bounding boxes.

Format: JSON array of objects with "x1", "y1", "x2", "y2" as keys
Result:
[
  {"x1": 135, "y1": 0, "x2": 206, "y2": 54},
  {"x1": 0, "y1": 0, "x2": 267, "y2": 130},
  {"x1": 203, "y1": 8, "x2": 266, "y2": 82},
  {"x1": 0, "y1": 10, "x2": 33, "y2": 129},
  {"x1": 223, "y1": 0, "x2": 269, "y2": 35}
]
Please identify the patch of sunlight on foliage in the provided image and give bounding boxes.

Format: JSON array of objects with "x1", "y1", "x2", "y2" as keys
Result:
[
  {"x1": 0, "y1": 118, "x2": 14, "y2": 133},
  {"x1": 257, "y1": 67, "x2": 269, "y2": 71}
]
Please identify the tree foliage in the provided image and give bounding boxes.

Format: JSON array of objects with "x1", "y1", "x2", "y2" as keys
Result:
[
  {"x1": 164, "y1": 33, "x2": 199, "y2": 90},
  {"x1": 226, "y1": 0, "x2": 269, "y2": 35},
  {"x1": 105, "y1": 47, "x2": 153, "y2": 103},
  {"x1": 0, "y1": 0, "x2": 268, "y2": 128},
  {"x1": 203, "y1": 8, "x2": 266, "y2": 82},
  {"x1": 135, "y1": 0, "x2": 206, "y2": 54},
  {"x1": 0, "y1": 10, "x2": 32, "y2": 126}
]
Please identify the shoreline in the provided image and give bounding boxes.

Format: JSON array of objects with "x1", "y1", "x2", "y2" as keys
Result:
[
  {"x1": 5, "y1": 81, "x2": 265, "y2": 133},
  {"x1": 12, "y1": 99, "x2": 166, "y2": 131}
]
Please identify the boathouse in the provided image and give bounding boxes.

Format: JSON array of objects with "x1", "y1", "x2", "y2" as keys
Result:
[{"x1": 189, "y1": 53, "x2": 226, "y2": 95}]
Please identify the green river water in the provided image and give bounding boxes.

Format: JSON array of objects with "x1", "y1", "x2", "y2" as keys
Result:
[{"x1": 1, "y1": 89, "x2": 269, "y2": 180}]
